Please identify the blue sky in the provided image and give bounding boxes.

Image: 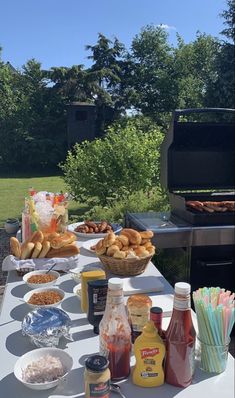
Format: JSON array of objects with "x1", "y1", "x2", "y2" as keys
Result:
[{"x1": 0, "y1": 0, "x2": 228, "y2": 70}]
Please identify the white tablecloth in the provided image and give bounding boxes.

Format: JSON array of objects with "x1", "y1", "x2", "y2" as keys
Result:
[{"x1": 0, "y1": 238, "x2": 234, "y2": 397}]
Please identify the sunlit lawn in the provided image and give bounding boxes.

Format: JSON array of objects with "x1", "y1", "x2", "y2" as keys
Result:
[{"x1": 0, "y1": 174, "x2": 88, "y2": 227}]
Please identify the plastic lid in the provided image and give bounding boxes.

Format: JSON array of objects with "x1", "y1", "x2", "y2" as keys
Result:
[
  {"x1": 108, "y1": 278, "x2": 123, "y2": 290},
  {"x1": 174, "y1": 282, "x2": 191, "y2": 295},
  {"x1": 85, "y1": 355, "x2": 109, "y2": 372},
  {"x1": 150, "y1": 307, "x2": 163, "y2": 314}
]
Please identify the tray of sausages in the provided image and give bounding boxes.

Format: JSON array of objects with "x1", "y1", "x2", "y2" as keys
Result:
[{"x1": 67, "y1": 220, "x2": 122, "y2": 238}]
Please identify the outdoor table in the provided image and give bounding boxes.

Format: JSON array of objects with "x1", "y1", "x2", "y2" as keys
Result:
[{"x1": 0, "y1": 238, "x2": 234, "y2": 397}]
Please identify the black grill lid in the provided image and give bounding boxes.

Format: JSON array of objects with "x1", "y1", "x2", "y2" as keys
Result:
[{"x1": 161, "y1": 108, "x2": 235, "y2": 191}]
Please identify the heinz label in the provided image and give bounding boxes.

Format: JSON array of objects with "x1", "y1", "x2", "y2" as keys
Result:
[{"x1": 140, "y1": 347, "x2": 159, "y2": 359}]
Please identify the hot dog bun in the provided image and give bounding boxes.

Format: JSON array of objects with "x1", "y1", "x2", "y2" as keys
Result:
[
  {"x1": 46, "y1": 243, "x2": 80, "y2": 258},
  {"x1": 10, "y1": 237, "x2": 21, "y2": 258},
  {"x1": 21, "y1": 242, "x2": 35, "y2": 260},
  {"x1": 50, "y1": 231, "x2": 76, "y2": 249},
  {"x1": 38, "y1": 241, "x2": 51, "y2": 258},
  {"x1": 30, "y1": 230, "x2": 44, "y2": 244},
  {"x1": 31, "y1": 242, "x2": 42, "y2": 258}
]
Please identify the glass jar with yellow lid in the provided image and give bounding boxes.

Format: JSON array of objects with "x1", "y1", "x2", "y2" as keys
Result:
[{"x1": 84, "y1": 354, "x2": 111, "y2": 398}]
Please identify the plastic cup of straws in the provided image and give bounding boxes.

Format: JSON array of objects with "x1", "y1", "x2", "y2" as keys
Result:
[{"x1": 197, "y1": 336, "x2": 230, "y2": 374}]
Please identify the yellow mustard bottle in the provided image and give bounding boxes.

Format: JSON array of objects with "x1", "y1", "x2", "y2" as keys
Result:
[
  {"x1": 132, "y1": 320, "x2": 165, "y2": 387},
  {"x1": 81, "y1": 269, "x2": 106, "y2": 313}
]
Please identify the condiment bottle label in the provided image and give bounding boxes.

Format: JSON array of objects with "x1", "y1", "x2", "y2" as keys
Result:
[
  {"x1": 89, "y1": 380, "x2": 110, "y2": 397},
  {"x1": 130, "y1": 312, "x2": 149, "y2": 332},
  {"x1": 100, "y1": 339, "x2": 109, "y2": 359},
  {"x1": 108, "y1": 296, "x2": 123, "y2": 305},
  {"x1": 93, "y1": 287, "x2": 107, "y2": 316},
  {"x1": 173, "y1": 295, "x2": 191, "y2": 311}
]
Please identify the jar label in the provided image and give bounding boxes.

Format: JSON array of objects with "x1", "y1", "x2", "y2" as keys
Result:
[
  {"x1": 89, "y1": 380, "x2": 110, "y2": 397},
  {"x1": 173, "y1": 296, "x2": 191, "y2": 311}
]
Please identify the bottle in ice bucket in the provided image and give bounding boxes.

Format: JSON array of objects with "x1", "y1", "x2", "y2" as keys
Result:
[
  {"x1": 165, "y1": 282, "x2": 196, "y2": 388},
  {"x1": 99, "y1": 278, "x2": 131, "y2": 381}
]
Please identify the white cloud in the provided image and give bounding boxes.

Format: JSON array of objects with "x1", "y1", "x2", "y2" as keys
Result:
[{"x1": 157, "y1": 24, "x2": 176, "y2": 31}]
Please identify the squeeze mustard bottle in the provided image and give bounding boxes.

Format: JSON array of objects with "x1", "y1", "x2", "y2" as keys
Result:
[
  {"x1": 132, "y1": 320, "x2": 165, "y2": 387},
  {"x1": 80, "y1": 269, "x2": 106, "y2": 313}
]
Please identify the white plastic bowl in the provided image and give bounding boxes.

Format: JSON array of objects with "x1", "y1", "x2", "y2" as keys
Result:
[
  {"x1": 23, "y1": 287, "x2": 65, "y2": 309},
  {"x1": 69, "y1": 267, "x2": 82, "y2": 283},
  {"x1": 73, "y1": 283, "x2": 81, "y2": 299},
  {"x1": 23, "y1": 270, "x2": 60, "y2": 289},
  {"x1": 14, "y1": 347, "x2": 73, "y2": 390}
]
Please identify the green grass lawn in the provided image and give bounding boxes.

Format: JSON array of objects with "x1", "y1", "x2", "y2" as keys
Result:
[{"x1": 0, "y1": 174, "x2": 89, "y2": 227}]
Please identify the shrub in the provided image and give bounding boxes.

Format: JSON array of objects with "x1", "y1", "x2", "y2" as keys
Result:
[
  {"x1": 79, "y1": 188, "x2": 169, "y2": 225},
  {"x1": 61, "y1": 117, "x2": 164, "y2": 206}
]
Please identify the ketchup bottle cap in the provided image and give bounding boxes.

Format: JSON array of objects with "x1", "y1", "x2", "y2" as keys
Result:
[
  {"x1": 108, "y1": 278, "x2": 123, "y2": 290},
  {"x1": 175, "y1": 282, "x2": 191, "y2": 295}
]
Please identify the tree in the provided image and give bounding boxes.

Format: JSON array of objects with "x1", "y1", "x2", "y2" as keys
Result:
[
  {"x1": 174, "y1": 33, "x2": 219, "y2": 109},
  {"x1": 205, "y1": 0, "x2": 235, "y2": 108},
  {"x1": 220, "y1": 0, "x2": 235, "y2": 42},
  {"x1": 126, "y1": 25, "x2": 177, "y2": 124},
  {"x1": 86, "y1": 33, "x2": 127, "y2": 131}
]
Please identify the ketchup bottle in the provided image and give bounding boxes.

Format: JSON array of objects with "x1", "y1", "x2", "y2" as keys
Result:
[
  {"x1": 165, "y1": 282, "x2": 196, "y2": 388},
  {"x1": 99, "y1": 278, "x2": 131, "y2": 381}
]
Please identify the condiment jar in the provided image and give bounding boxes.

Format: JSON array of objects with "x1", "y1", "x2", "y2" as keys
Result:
[
  {"x1": 87, "y1": 279, "x2": 108, "y2": 334},
  {"x1": 80, "y1": 269, "x2": 106, "y2": 313},
  {"x1": 127, "y1": 294, "x2": 152, "y2": 343},
  {"x1": 84, "y1": 355, "x2": 111, "y2": 398}
]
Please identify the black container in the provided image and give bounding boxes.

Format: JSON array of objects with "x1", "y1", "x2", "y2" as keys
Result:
[
  {"x1": 87, "y1": 279, "x2": 108, "y2": 334},
  {"x1": 161, "y1": 108, "x2": 235, "y2": 226}
]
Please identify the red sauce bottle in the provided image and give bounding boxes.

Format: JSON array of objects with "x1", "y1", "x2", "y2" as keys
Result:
[
  {"x1": 99, "y1": 278, "x2": 131, "y2": 381},
  {"x1": 165, "y1": 282, "x2": 196, "y2": 388}
]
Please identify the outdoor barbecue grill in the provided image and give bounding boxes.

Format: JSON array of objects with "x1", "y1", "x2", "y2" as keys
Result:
[
  {"x1": 161, "y1": 108, "x2": 235, "y2": 226},
  {"x1": 125, "y1": 108, "x2": 235, "y2": 294}
]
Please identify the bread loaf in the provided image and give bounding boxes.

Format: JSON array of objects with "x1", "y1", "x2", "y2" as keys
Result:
[
  {"x1": 113, "y1": 250, "x2": 127, "y2": 259},
  {"x1": 46, "y1": 244, "x2": 80, "y2": 258},
  {"x1": 95, "y1": 239, "x2": 106, "y2": 255},
  {"x1": 139, "y1": 230, "x2": 154, "y2": 239},
  {"x1": 106, "y1": 244, "x2": 120, "y2": 257},
  {"x1": 134, "y1": 246, "x2": 150, "y2": 258},
  {"x1": 120, "y1": 229, "x2": 142, "y2": 245},
  {"x1": 10, "y1": 237, "x2": 21, "y2": 258},
  {"x1": 103, "y1": 232, "x2": 116, "y2": 248},
  {"x1": 116, "y1": 235, "x2": 129, "y2": 246}
]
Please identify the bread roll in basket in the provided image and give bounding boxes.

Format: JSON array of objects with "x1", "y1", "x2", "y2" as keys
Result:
[
  {"x1": 98, "y1": 254, "x2": 153, "y2": 276},
  {"x1": 96, "y1": 229, "x2": 155, "y2": 276}
]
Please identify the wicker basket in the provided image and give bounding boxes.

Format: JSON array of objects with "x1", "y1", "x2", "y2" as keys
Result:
[{"x1": 98, "y1": 254, "x2": 152, "y2": 276}]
